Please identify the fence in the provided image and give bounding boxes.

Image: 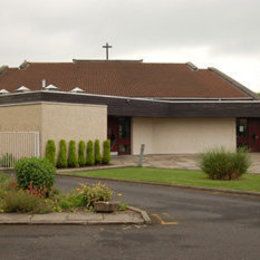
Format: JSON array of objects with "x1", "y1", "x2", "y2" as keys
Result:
[{"x1": 0, "y1": 132, "x2": 40, "y2": 168}]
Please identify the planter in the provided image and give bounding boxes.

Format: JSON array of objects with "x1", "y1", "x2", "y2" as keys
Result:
[{"x1": 94, "y1": 201, "x2": 118, "y2": 213}]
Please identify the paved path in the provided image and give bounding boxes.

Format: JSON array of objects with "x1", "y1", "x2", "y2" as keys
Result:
[
  {"x1": 0, "y1": 175, "x2": 259, "y2": 260},
  {"x1": 112, "y1": 153, "x2": 260, "y2": 173}
]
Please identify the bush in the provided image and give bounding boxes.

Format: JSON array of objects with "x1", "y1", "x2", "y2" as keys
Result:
[
  {"x1": 2, "y1": 190, "x2": 52, "y2": 213},
  {"x1": 94, "y1": 139, "x2": 102, "y2": 164},
  {"x1": 56, "y1": 140, "x2": 67, "y2": 168},
  {"x1": 68, "y1": 140, "x2": 78, "y2": 168},
  {"x1": 86, "y1": 140, "x2": 95, "y2": 166},
  {"x1": 0, "y1": 153, "x2": 16, "y2": 167},
  {"x1": 15, "y1": 157, "x2": 55, "y2": 193},
  {"x1": 200, "y1": 147, "x2": 250, "y2": 180},
  {"x1": 78, "y1": 141, "x2": 86, "y2": 167},
  {"x1": 102, "y1": 140, "x2": 111, "y2": 164},
  {"x1": 60, "y1": 183, "x2": 113, "y2": 210},
  {"x1": 45, "y1": 140, "x2": 56, "y2": 166}
]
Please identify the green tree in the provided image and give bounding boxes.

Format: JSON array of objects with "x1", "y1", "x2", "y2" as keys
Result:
[
  {"x1": 78, "y1": 140, "x2": 86, "y2": 167},
  {"x1": 56, "y1": 140, "x2": 67, "y2": 168},
  {"x1": 45, "y1": 140, "x2": 56, "y2": 166},
  {"x1": 102, "y1": 140, "x2": 111, "y2": 164},
  {"x1": 68, "y1": 140, "x2": 78, "y2": 168},
  {"x1": 86, "y1": 140, "x2": 95, "y2": 166},
  {"x1": 94, "y1": 139, "x2": 102, "y2": 164}
]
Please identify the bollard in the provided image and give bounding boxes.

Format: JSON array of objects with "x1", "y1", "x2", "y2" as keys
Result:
[{"x1": 138, "y1": 144, "x2": 145, "y2": 167}]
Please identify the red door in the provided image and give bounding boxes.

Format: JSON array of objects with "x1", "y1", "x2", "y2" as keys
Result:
[
  {"x1": 108, "y1": 116, "x2": 131, "y2": 155},
  {"x1": 248, "y1": 119, "x2": 260, "y2": 152}
]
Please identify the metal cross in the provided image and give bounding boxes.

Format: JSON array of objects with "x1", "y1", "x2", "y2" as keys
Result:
[{"x1": 102, "y1": 42, "x2": 112, "y2": 60}]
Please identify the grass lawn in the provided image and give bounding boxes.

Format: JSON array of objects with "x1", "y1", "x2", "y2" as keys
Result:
[{"x1": 60, "y1": 167, "x2": 260, "y2": 193}]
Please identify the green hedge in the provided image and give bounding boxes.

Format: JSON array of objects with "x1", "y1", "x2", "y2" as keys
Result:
[
  {"x1": 102, "y1": 140, "x2": 111, "y2": 164},
  {"x1": 78, "y1": 140, "x2": 86, "y2": 167},
  {"x1": 56, "y1": 140, "x2": 67, "y2": 168},
  {"x1": 15, "y1": 157, "x2": 55, "y2": 193},
  {"x1": 94, "y1": 139, "x2": 102, "y2": 164},
  {"x1": 68, "y1": 140, "x2": 78, "y2": 168},
  {"x1": 45, "y1": 140, "x2": 56, "y2": 166},
  {"x1": 86, "y1": 140, "x2": 95, "y2": 166}
]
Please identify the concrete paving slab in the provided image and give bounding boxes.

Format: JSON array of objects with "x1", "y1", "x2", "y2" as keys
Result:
[
  {"x1": 0, "y1": 213, "x2": 31, "y2": 224},
  {"x1": 31, "y1": 213, "x2": 68, "y2": 224},
  {"x1": 67, "y1": 212, "x2": 103, "y2": 222},
  {"x1": 102, "y1": 211, "x2": 144, "y2": 224}
]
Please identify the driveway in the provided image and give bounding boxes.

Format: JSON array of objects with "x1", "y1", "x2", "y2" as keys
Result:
[{"x1": 0, "y1": 175, "x2": 260, "y2": 260}]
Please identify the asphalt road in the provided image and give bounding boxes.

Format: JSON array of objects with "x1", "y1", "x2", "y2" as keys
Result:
[{"x1": 0, "y1": 175, "x2": 260, "y2": 260}]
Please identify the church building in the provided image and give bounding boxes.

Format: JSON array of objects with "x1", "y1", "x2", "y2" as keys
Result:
[{"x1": 0, "y1": 59, "x2": 260, "y2": 157}]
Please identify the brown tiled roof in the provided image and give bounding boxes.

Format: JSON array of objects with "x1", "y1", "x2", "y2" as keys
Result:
[{"x1": 0, "y1": 60, "x2": 256, "y2": 99}]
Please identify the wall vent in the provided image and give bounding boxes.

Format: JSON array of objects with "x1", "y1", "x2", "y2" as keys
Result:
[
  {"x1": 16, "y1": 86, "x2": 30, "y2": 92},
  {"x1": 45, "y1": 84, "x2": 59, "y2": 91},
  {"x1": 0, "y1": 89, "x2": 9, "y2": 94},
  {"x1": 70, "y1": 87, "x2": 84, "y2": 93}
]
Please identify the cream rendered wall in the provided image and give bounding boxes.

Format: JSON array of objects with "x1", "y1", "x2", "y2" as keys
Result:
[
  {"x1": 132, "y1": 117, "x2": 236, "y2": 154},
  {"x1": 0, "y1": 104, "x2": 42, "y2": 132},
  {"x1": 40, "y1": 103, "x2": 107, "y2": 156},
  {"x1": 0, "y1": 102, "x2": 107, "y2": 157},
  {"x1": 0, "y1": 104, "x2": 42, "y2": 158}
]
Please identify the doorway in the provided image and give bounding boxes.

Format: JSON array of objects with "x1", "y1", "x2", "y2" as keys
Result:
[
  {"x1": 108, "y1": 116, "x2": 131, "y2": 155},
  {"x1": 237, "y1": 118, "x2": 260, "y2": 152}
]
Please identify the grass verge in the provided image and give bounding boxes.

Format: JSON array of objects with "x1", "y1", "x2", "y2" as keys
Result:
[{"x1": 58, "y1": 167, "x2": 260, "y2": 193}]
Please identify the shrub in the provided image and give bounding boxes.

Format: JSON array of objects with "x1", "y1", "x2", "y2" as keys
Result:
[
  {"x1": 86, "y1": 140, "x2": 95, "y2": 166},
  {"x1": 56, "y1": 140, "x2": 67, "y2": 168},
  {"x1": 62, "y1": 183, "x2": 113, "y2": 209},
  {"x1": 68, "y1": 140, "x2": 78, "y2": 168},
  {"x1": 94, "y1": 139, "x2": 102, "y2": 164},
  {"x1": 45, "y1": 140, "x2": 56, "y2": 166},
  {"x1": 102, "y1": 140, "x2": 111, "y2": 164},
  {"x1": 0, "y1": 153, "x2": 16, "y2": 167},
  {"x1": 200, "y1": 147, "x2": 250, "y2": 180},
  {"x1": 15, "y1": 157, "x2": 55, "y2": 193},
  {"x1": 2, "y1": 190, "x2": 52, "y2": 213},
  {"x1": 78, "y1": 140, "x2": 86, "y2": 167}
]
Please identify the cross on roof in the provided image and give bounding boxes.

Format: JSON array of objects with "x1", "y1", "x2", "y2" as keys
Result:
[{"x1": 102, "y1": 42, "x2": 112, "y2": 60}]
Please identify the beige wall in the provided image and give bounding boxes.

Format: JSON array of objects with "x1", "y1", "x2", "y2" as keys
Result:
[
  {"x1": 40, "y1": 103, "x2": 107, "y2": 156},
  {"x1": 0, "y1": 102, "x2": 107, "y2": 157},
  {"x1": 0, "y1": 103, "x2": 42, "y2": 132},
  {"x1": 132, "y1": 117, "x2": 236, "y2": 154},
  {"x1": 0, "y1": 104, "x2": 41, "y2": 159}
]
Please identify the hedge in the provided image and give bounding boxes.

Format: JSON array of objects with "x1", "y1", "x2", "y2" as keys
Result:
[
  {"x1": 68, "y1": 140, "x2": 78, "y2": 168},
  {"x1": 94, "y1": 139, "x2": 102, "y2": 164},
  {"x1": 102, "y1": 140, "x2": 111, "y2": 164},
  {"x1": 86, "y1": 140, "x2": 95, "y2": 166},
  {"x1": 45, "y1": 140, "x2": 56, "y2": 166},
  {"x1": 56, "y1": 140, "x2": 67, "y2": 168},
  {"x1": 78, "y1": 140, "x2": 86, "y2": 167}
]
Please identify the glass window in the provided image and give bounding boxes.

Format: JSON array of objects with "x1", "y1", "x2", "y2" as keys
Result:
[{"x1": 237, "y1": 118, "x2": 248, "y2": 137}]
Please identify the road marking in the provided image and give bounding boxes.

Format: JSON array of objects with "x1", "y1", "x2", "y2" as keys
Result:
[{"x1": 152, "y1": 213, "x2": 178, "y2": 225}]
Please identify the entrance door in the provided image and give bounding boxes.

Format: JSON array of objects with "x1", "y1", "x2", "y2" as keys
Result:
[
  {"x1": 108, "y1": 116, "x2": 131, "y2": 155},
  {"x1": 237, "y1": 118, "x2": 260, "y2": 152},
  {"x1": 248, "y1": 119, "x2": 260, "y2": 152}
]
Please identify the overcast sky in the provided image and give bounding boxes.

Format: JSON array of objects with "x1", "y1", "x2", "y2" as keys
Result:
[{"x1": 1, "y1": 0, "x2": 260, "y2": 91}]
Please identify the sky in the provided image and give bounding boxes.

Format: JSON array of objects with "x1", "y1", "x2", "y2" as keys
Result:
[{"x1": 0, "y1": 0, "x2": 260, "y2": 92}]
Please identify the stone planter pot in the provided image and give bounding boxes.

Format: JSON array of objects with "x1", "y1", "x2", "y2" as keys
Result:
[{"x1": 94, "y1": 201, "x2": 118, "y2": 213}]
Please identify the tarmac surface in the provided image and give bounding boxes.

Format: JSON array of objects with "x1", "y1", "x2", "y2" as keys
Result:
[{"x1": 0, "y1": 175, "x2": 260, "y2": 260}]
